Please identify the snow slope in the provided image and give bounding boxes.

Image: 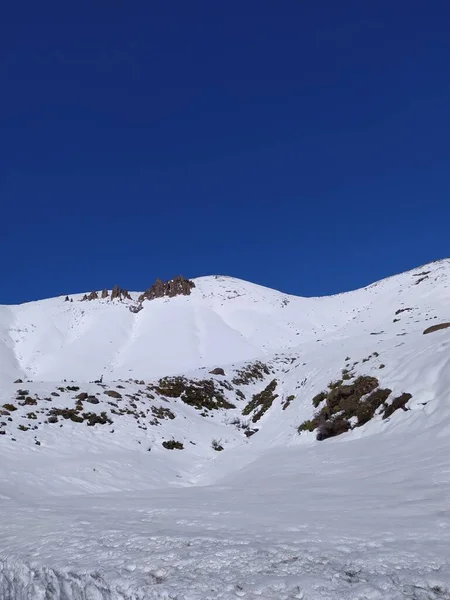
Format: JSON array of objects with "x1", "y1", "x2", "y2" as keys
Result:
[{"x1": 1, "y1": 260, "x2": 450, "y2": 599}]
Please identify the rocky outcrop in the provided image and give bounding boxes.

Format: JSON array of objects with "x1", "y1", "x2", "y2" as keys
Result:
[
  {"x1": 81, "y1": 291, "x2": 99, "y2": 302},
  {"x1": 110, "y1": 285, "x2": 131, "y2": 301},
  {"x1": 210, "y1": 367, "x2": 226, "y2": 376},
  {"x1": 138, "y1": 276, "x2": 195, "y2": 303},
  {"x1": 81, "y1": 286, "x2": 131, "y2": 302}
]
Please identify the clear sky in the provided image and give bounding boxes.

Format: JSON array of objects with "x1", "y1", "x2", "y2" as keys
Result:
[{"x1": 1, "y1": 1, "x2": 450, "y2": 304}]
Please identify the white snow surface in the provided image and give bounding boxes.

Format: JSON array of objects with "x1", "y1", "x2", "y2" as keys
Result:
[{"x1": 1, "y1": 262, "x2": 450, "y2": 598}]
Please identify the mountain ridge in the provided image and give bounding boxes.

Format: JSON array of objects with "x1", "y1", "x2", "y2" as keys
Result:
[{"x1": 2, "y1": 259, "x2": 450, "y2": 598}]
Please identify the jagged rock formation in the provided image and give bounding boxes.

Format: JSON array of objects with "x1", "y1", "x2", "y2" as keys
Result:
[
  {"x1": 81, "y1": 287, "x2": 131, "y2": 302},
  {"x1": 110, "y1": 285, "x2": 132, "y2": 301},
  {"x1": 138, "y1": 276, "x2": 195, "y2": 303}
]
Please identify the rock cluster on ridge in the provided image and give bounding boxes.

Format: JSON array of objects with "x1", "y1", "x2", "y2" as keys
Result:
[{"x1": 138, "y1": 275, "x2": 195, "y2": 302}]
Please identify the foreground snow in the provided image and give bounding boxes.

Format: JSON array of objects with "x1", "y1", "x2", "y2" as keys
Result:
[
  {"x1": 1, "y1": 261, "x2": 450, "y2": 598},
  {"x1": 2, "y1": 429, "x2": 450, "y2": 599}
]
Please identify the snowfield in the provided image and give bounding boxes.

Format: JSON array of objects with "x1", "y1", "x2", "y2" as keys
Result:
[{"x1": 1, "y1": 261, "x2": 450, "y2": 599}]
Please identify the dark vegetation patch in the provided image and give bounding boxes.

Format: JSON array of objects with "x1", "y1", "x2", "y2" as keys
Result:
[
  {"x1": 312, "y1": 391, "x2": 327, "y2": 408},
  {"x1": 162, "y1": 440, "x2": 184, "y2": 450},
  {"x1": 328, "y1": 379, "x2": 343, "y2": 390},
  {"x1": 341, "y1": 368, "x2": 354, "y2": 381},
  {"x1": 231, "y1": 361, "x2": 270, "y2": 386},
  {"x1": 423, "y1": 323, "x2": 450, "y2": 335},
  {"x1": 153, "y1": 377, "x2": 235, "y2": 410},
  {"x1": 151, "y1": 405, "x2": 175, "y2": 420},
  {"x1": 242, "y1": 379, "x2": 278, "y2": 422},
  {"x1": 282, "y1": 395, "x2": 295, "y2": 410},
  {"x1": 3, "y1": 404, "x2": 17, "y2": 412},
  {"x1": 298, "y1": 376, "x2": 412, "y2": 441}
]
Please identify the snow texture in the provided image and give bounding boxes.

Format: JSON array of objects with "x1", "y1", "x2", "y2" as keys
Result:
[{"x1": 1, "y1": 261, "x2": 450, "y2": 599}]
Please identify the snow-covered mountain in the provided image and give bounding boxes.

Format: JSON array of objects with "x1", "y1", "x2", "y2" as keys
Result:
[{"x1": 1, "y1": 260, "x2": 450, "y2": 599}]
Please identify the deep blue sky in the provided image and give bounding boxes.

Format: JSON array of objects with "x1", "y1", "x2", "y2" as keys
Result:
[{"x1": 2, "y1": 1, "x2": 450, "y2": 304}]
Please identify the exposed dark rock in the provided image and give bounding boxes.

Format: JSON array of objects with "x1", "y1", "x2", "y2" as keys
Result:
[
  {"x1": 64, "y1": 296, "x2": 70, "y2": 302},
  {"x1": 138, "y1": 275, "x2": 195, "y2": 303},
  {"x1": 395, "y1": 307, "x2": 413, "y2": 315},
  {"x1": 111, "y1": 285, "x2": 132, "y2": 301},
  {"x1": 423, "y1": 323, "x2": 450, "y2": 335},
  {"x1": 104, "y1": 390, "x2": 122, "y2": 399},
  {"x1": 209, "y1": 367, "x2": 226, "y2": 376},
  {"x1": 48, "y1": 408, "x2": 83, "y2": 423},
  {"x1": 316, "y1": 417, "x2": 350, "y2": 441},
  {"x1": 383, "y1": 393, "x2": 412, "y2": 419},
  {"x1": 101, "y1": 288, "x2": 109, "y2": 299},
  {"x1": 21, "y1": 397, "x2": 37, "y2": 406},
  {"x1": 85, "y1": 396, "x2": 100, "y2": 404},
  {"x1": 244, "y1": 428, "x2": 259, "y2": 438},
  {"x1": 129, "y1": 303, "x2": 143, "y2": 314},
  {"x1": 14, "y1": 379, "x2": 23, "y2": 384},
  {"x1": 415, "y1": 276, "x2": 429, "y2": 285},
  {"x1": 83, "y1": 411, "x2": 112, "y2": 426}
]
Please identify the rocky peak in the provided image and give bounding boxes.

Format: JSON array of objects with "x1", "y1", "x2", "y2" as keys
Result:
[
  {"x1": 81, "y1": 291, "x2": 99, "y2": 302},
  {"x1": 80, "y1": 286, "x2": 131, "y2": 302},
  {"x1": 110, "y1": 285, "x2": 132, "y2": 301},
  {"x1": 138, "y1": 276, "x2": 195, "y2": 303}
]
